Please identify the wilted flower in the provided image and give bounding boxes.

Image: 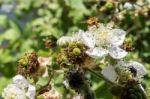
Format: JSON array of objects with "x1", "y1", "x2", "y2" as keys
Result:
[
  {"x1": 38, "y1": 57, "x2": 51, "y2": 67},
  {"x1": 18, "y1": 52, "x2": 51, "y2": 78},
  {"x1": 38, "y1": 57, "x2": 51, "y2": 77},
  {"x1": 37, "y1": 88, "x2": 61, "y2": 99},
  {"x1": 2, "y1": 75, "x2": 36, "y2": 99}
]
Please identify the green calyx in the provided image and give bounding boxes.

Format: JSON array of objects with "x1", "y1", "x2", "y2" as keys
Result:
[{"x1": 69, "y1": 42, "x2": 77, "y2": 48}]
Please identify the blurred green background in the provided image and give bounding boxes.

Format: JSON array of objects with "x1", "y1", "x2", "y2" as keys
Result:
[{"x1": 0, "y1": 0, "x2": 150, "y2": 99}]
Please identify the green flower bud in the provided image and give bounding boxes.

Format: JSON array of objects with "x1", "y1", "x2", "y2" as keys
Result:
[
  {"x1": 18, "y1": 56, "x2": 28, "y2": 66},
  {"x1": 73, "y1": 48, "x2": 81, "y2": 56},
  {"x1": 105, "y1": 2, "x2": 114, "y2": 9}
]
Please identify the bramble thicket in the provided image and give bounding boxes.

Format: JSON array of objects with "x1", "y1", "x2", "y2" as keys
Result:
[{"x1": 0, "y1": 0, "x2": 150, "y2": 99}]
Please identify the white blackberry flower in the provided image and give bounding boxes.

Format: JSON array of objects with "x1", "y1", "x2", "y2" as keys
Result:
[
  {"x1": 13, "y1": 75, "x2": 29, "y2": 89},
  {"x1": 26, "y1": 85, "x2": 36, "y2": 99},
  {"x1": 2, "y1": 84, "x2": 26, "y2": 99},
  {"x1": 80, "y1": 23, "x2": 127, "y2": 59},
  {"x1": 2, "y1": 75, "x2": 36, "y2": 99}
]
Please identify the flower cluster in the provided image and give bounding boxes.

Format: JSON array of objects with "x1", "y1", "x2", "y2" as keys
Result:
[
  {"x1": 57, "y1": 21, "x2": 148, "y2": 99},
  {"x1": 58, "y1": 23, "x2": 127, "y2": 60},
  {"x1": 2, "y1": 75, "x2": 35, "y2": 99},
  {"x1": 2, "y1": 19, "x2": 148, "y2": 99}
]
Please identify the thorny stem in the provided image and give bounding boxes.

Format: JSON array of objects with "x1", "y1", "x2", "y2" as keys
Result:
[
  {"x1": 36, "y1": 69, "x2": 65, "y2": 96},
  {"x1": 36, "y1": 76, "x2": 52, "y2": 96},
  {"x1": 36, "y1": 68, "x2": 54, "y2": 96},
  {"x1": 87, "y1": 69, "x2": 123, "y2": 87},
  {"x1": 86, "y1": 68, "x2": 121, "y2": 87}
]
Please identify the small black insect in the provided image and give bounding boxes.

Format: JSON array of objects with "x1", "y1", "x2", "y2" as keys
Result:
[{"x1": 129, "y1": 66, "x2": 137, "y2": 77}]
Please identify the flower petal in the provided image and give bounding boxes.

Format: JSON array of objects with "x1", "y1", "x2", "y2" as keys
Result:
[
  {"x1": 109, "y1": 46, "x2": 127, "y2": 59},
  {"x1": 86, "y1": 47, "x2": 108, "y2": 58},
  {"x1": 101, "y1": 65, "x2": 118, "y2": 82},
  {"x1": 80, "y1": 32, "x2": 95, "y2": 48},
  {"x1": 57, "y1": 36, "x2": 73, "y2": 46},
  {"x1": 63, "y1": 80, "x2": 69, "y2": 89},
  {"x1": 26, "y1": 85, "x2": 36, "y2": 99},
  {"x1": 127, "y1": 61, "x2": 147, "y2": 77},
  {"x1": 111, "y1": 29, "x2": 126, "y2": 46},
  {"x1": 73, "y1": 94, "x2": 83, "y2": 99},
  {"x1": 13, "y1": 75, "x2": 29, "y2": 89},
  {"x1": 38, "y1": 57, "x2": 51, "y2": 66}
]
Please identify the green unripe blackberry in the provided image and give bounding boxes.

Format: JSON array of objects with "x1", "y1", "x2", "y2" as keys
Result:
[
  {"x1": 135, "y1": 92, "x2": 143, "y2": 99},
  {"x1": 110, "y1": 85, "x2": 123, "y2": 96},
  {"x1": 129, "y1": 94, "x2": 137, "y2": 99},
  {"x1": 73, "y1": 48, "x2": 81, "y2": 56}
]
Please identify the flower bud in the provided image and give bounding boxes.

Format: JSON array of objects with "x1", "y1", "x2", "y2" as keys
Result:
[{"x1": 105, "y1": 2, "x2": 114, "y2": 10}]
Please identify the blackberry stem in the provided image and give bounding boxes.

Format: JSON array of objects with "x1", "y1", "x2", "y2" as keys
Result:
[{"x1": 87, "y1": 68, "x2": 121, "y2": 87}]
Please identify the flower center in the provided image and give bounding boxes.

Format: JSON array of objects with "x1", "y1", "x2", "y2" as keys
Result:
[{"x1": 96, "y1": 31, "x2": 112, "y2": 48}]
